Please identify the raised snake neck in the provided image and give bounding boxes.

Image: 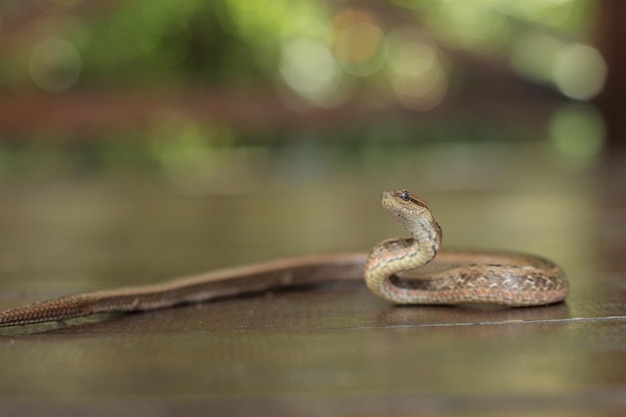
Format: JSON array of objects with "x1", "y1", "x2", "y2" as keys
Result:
[
  {"x1": 0, "y1": 189, "x2": 568, "y2": 328},
  {"x1": 364, "y1": 190, "x2": 568, "y2": 306}
]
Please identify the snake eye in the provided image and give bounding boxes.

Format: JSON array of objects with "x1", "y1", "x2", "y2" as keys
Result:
[{"x1": 400, "y1": 190, "x2": 410, "y2": 201}]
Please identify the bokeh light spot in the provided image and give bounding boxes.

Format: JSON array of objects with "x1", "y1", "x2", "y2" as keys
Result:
[
  {"x1": 552, "y1": 43, "x2": 607, "y2": 100},
  {"x1": 29, "y1": 37, "x2": 81, "y2": 92},
  {"x1": 148, "y1": 109, "x2": 232, "y2": 177},
  {"x1": 334, "y1": 22, "x2": 384, "y2": 75},
  {"x1": 386, "y1": 27, "x2": 447, "y2": 110},
  {"x1": 549, "y1": 104, "x2": 605, "y2": 167},
  {"x1": 280, "y1": 36, "x2": 340, "y2": 105},
  {"x1": 330, "y1": 8, "x2": 385, "y2": 76}
]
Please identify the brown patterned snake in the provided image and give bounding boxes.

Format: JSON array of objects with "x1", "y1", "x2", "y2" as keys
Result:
[{"x1": 0, "y1": 189, "x2": 568, "y2": 328}]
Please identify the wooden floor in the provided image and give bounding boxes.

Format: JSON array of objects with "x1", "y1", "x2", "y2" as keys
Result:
[{"x1": 0, "y1": 148, "x2": 625, "y2": 416}]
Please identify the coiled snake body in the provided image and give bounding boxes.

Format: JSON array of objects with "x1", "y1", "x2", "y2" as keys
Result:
[{"x1": 0, "y1": 190, "x2": 568, "y2": 328}]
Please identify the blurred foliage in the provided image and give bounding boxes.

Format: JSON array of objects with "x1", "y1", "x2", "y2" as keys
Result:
[
  {"x1": 0, "y1": 0, "x2": 605, "y2": 176},
  {"x1": 0, "y1": 115, "x2": 540, "y2": 182},
  {"x1": 1, "y1": 0, "x2": 596, "y2": 90},
  {"x1": 50, "y1": 0, "x2": 329, "y2": 88}
]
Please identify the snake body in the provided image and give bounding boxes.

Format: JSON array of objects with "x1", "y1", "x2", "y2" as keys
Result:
[
  {"x1": 0, "y1": 189, "x2": 568, "y2": 328},
  {"x1": 365, "y1": 190, "x2": 568, "y2": 306}
]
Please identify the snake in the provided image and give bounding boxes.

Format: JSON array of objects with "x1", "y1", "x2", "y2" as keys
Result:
[{"x1": 0, "y1": 189, "x2": 568, "y2": 328}]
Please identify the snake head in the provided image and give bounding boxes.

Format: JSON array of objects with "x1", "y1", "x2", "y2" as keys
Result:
[{"x1": 381, "y1": 189, "x2": 442, "y2": 243}]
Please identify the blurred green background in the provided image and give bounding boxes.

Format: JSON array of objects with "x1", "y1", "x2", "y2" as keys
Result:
[
  {"x1": 0, "y1": 0, "x2": 617, "y2": 292},
  {"x1": 0, "y1": 0, "x2": 609, "y2": 179}
]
